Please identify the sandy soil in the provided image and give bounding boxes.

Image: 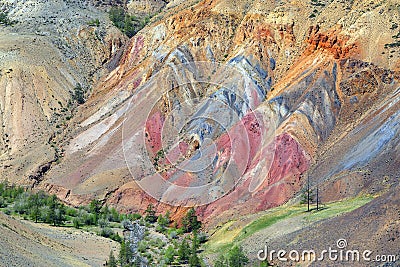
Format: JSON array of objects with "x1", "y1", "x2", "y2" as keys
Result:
[{"x1": 0, "y1": 213, "x2": 119, "y2": 267}]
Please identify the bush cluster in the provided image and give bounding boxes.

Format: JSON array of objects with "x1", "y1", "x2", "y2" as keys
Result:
[
  {"x1": 0, "y1": 12, "x2": 16, "y2": 26},
  {"x1": 214, "y1": 245, "x2": 250, "y2": 267},
  {"x1": 112, "y1": 204, "x2": 206, "y2": 266},
  {"x1": 0, "y1": 181, "x2": 138, "y2": 242},
  {"x1": 108, "y1": 7, "x2": 151, "y2": 38},
  {"x1": 0, "y1": 182, "x2": 210, "y2": 266}
]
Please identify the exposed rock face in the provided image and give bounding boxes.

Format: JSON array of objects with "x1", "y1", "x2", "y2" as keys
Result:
[
  {"x1": 0, "y1": 0, "x2": 126, "y2": 184},
  {"x1": 40, "y1": 0, "x2": 400, "y2": 225},
  {"x1": 306, "y1": 25, "x2": 358, "y2": 59},
  {"x1": 89, "y1": 0, "x2": 171, "y2": 17},
  {"x1": 1, "y1": 0, "x2": 400, "y2": 260},
  {"x1": 265, "y1": 186, "x2": 400, "y2": 267}
]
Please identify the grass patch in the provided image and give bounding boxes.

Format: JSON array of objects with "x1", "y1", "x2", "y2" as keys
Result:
[
  {"x1": 300, "y1": 195, "x2": 373, "y2": 223},
  {"x1": 204, "y1": 221, "x2": 242, "y2": 253},
  {"x1": 236, "y1": 208, "x2": 299, "y2": 241},
  {"x1": 238, "y1": 195, "x2": 374, "y2": 242},
  {"x1": 203, "y1": 195, "x2": 375, "y2": 256}
]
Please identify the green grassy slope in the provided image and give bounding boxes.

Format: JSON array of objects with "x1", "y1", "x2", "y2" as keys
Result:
[{"x1": 204, "y1": 195, "x2": 375, "y2": 256}]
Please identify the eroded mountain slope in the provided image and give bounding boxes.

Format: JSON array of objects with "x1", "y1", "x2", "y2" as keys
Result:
[
  {"x1": 42, "y1": 0, "x2": 399, "y2": 226},
  {"x1": 0, "y1": 0, "x2": 398, "y2": 265},
  {"x1": 0, "y1": 0, "x2": 126, "y2": 185}
]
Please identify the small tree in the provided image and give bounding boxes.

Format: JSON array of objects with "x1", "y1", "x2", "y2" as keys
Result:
[
  {"x1": 181, "y1": 207, "x2": 201, "y2": 233},
  {"x1": 300, "y1": 188, "x2": 314, "y2": 205},
  {"x1": 301, "y1": 176, "x2": 316, "y2": 212},
  {"x1": 54, "y1": 205, "x2": 66, "y2": 226},
  {"x1": 119, "y1": 239, "x2": 133, "y2": 266},
  {"x1": 29, "y1": 193, "x2": 40, "y2": 223},
  {"x1": 215, "y1": 245, "x2": 249, "y2": 267},
  {"x1": 191, "y1": 231, "x2": 200, "y2": 251},
  {"x1": 107, "y1": 250, "x2": 117, "y2": 267},
  {"x1": 48, "y1": 194, "x2": 65, "y2": 226},
  {"x1": 189, "y1": 252, "x2": 201, "y2": 267},
  {"x1": 227, "y1": 245, "x2": 248, "y2": 266},
  {"x1": 110, "y1": 207, "x2": 120, "y2": 222},
  {"x1": 178, "y1": 238, "x2": 190, "y2": 263},
  {"x1": 89, "y1": 199, "x2": 101, "y2": 224},
  {"x1": 72, "y1": 217, "x2": 81, "y2": 229},
  {"x1": 0, "y1": 196, "x2": 5, "y2": 208},
  {"x1": 39, "y1": 205, "x2": 51, "y2": 223},
  {"x1": 189, "y1": 233, "x2": 202, "y2": 267},
  {"x1": 71, "y1": 83, "x2": 85, "y2": 105},
  {"x1": 0, "y1": 12, "x2": 16, "y2": 26},
  {"x1": 164, "y1": 245, "x2": 176, "y2": 264},
  {"x1": 145, "y1": 203, "x2": 157, "y2": 223},
  {"x1": 157, "y1": 210, "x2": 170, "y2": 231}
]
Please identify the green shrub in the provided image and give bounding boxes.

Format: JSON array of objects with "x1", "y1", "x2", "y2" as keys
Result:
[
  {"x1": 176, "y1": 227, "x2": 184, "y2": 235},
  {"x1": 73, "y1": 217, "x2": 81, "y2": 229},
  {"x1": 119, "y1": 240, "x2": 134, "y2": 266},
  {"x1": 107, "y1": 250, "x2": 117, "y2": 267},
  {"x1": 108, "y1": 7, "x2": 151, "y2": 38},
  {"x1": 155, "y1": 238, "x2": 165, "y2": 249},
  {"x1": 0, "y1": 12, "x2": 16, "y2": 26},
  {"x1": 0, "y1": 196, "x2": 6, "y2": 208},
  {"x1": 178, "y1": 238, "x2": 190, "y2": 263},
  {"x1": 109, "y1": 7, "x2": 125, "y2": 29},
  {"x1": 110, "y1": 232, "x2": 122, "y2": 243},
  {"x1": 169, "y1": 230, "x2": 178, "y2": 239},
  {"x1": 131, "y1": 213, "x2": 142, "y2": 220},
  {"x1": 66, "y1": 207, "x2": 78, "y2": 217},
  {"x1": 138, "y1": 240, "x2": 148, "y2": 253},
  {"x1": 157, "y1": 211, "x2": 170, "y2": 230},
  {"x1": 100, "y1": 227, "x2": 114, "y2": 238},
  {"x1": 98, "y1": 218, "x2": 110, "y2": 228},
  {"x1": 198, "y1": 232, "x2": 208, "y2": 243},
  {"x1": 88, "y1": 18, "x2": 100, "y2": 27},
  {"x1": 71, "y1": 84, "x2": 85, "y2": 105},
  {"x1": 145, "y1": 204, "x2": 157, "y2": 223},
  {"x1": 215, "y1": 245, "x2": 249, "y2": 267},
  {"x1": 155, "y1": 224, "x2": 164, "y2": 233},
  {"x1": 109, "y1": 207, "x2": 120, "y2": 222}
]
